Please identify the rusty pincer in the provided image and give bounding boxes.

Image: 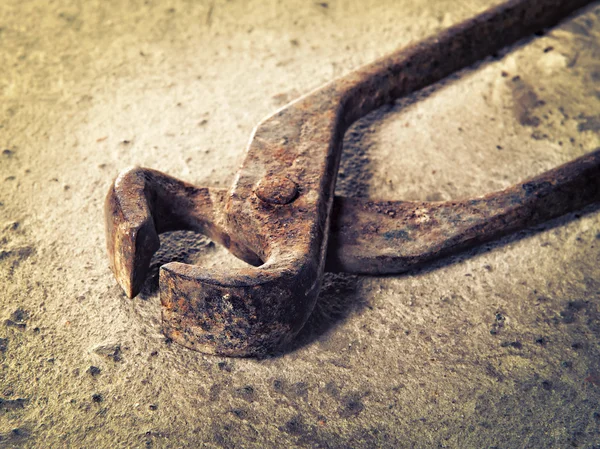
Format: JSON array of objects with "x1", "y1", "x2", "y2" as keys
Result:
[{"x1": 105, "y1": 0, "x2": 600, "y2": 356}]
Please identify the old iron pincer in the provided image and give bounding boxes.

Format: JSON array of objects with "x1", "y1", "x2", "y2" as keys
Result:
[{"x1": 105, "y1": 0, "x2": 599, "y2": 356}]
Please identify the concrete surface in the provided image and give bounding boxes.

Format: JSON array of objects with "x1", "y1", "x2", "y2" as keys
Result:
[{"x1": 1, "y1": 0, "x2": 600, "y2": 447}]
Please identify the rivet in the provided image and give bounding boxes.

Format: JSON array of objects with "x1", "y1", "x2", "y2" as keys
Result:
[{"x1": 255, "y1": 175, "x2": 299, "y2": 205}]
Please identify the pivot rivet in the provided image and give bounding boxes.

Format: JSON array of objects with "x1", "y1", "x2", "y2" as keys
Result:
[{"x1": 255, "y1": 175, "x2": 299, "y2": 205}]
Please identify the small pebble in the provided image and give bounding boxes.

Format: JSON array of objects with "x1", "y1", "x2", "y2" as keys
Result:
[{"x1": 87, "y1": 366, "x2": 101, "y2": 377}]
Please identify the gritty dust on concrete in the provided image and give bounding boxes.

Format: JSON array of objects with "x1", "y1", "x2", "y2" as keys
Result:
[{"x1": 1, "y1": 0, "x2": 600, "y2": 448}]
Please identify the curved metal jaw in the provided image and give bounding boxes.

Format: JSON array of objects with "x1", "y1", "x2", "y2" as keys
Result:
[
  {"x1": 105, "y1": 167, "x2": 322, "y2": 356},
  {"x1": 105, "y1": 0, "x2": 596, "y2": 357}
]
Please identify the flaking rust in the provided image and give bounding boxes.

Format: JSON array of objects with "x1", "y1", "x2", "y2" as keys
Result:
[{"x1": 105, "y1": 0, "x2": 598, "y2": 357}]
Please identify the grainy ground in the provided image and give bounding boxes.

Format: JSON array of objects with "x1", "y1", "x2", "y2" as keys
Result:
[{"x1": 1, "y1": 0, "x2": 600, "y2": 448}]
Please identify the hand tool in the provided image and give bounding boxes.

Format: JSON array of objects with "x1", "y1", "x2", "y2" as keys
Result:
[{"x1": 105, "y1": 0, "x2": 599, "y2": 357}]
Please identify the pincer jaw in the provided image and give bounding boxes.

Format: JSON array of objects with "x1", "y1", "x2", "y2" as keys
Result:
[
  {"x1": 104, "y1": 173, "x2": 160, "y2": 299},
  {"x1": 159, "y1": 258, "x2": 320, "y2": 357},
  {"x1": 104, "y1": 167, "x2": 320, "y2": 356}
]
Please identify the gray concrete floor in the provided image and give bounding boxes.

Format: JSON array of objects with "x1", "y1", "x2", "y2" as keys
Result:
[{"x1": 1, "y1": 0, "x2": 600, "y2": 447}]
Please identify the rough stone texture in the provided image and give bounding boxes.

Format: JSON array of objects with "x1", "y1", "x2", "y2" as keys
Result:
[{"x1": 1, "y1": 0, "x2": 599, "y2": 447}]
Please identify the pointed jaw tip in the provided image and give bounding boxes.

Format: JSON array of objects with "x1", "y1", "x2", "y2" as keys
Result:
[
  {"x1": 114, "y1": 268, "x2": 141, "y2": 299},
  {"x1": 124, "y1": 283, "x2": 137, "y2": 299}
]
